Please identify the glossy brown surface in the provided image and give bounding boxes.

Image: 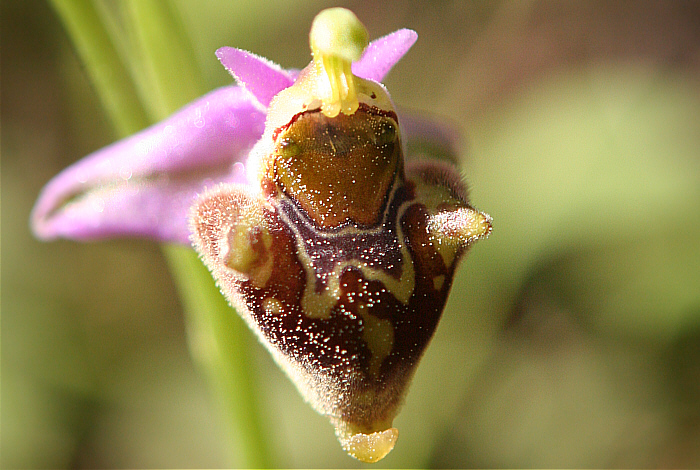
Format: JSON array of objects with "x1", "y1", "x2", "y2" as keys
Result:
[{"x1": 269, "y1": 105, "x2": 401, "y2": 228}]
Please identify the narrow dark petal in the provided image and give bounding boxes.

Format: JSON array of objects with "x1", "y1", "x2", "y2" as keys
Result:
[
  {"x1": 31, "y1": 86, "x2": 265, "y2": 244},
  {"x1": 399, "y1": 110, "x2": 463, "y2": 164},
  {"x1": 352, "y1": 29, "x2": 418, "y2": 83}
]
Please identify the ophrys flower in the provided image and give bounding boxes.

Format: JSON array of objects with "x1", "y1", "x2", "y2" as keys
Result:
[{"x1": 32, "y1": 7, "x2": 491, "y2": 463}]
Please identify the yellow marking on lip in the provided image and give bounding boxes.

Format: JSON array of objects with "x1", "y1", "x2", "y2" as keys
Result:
[
  {"x1": 299, "y1": 250, "x2": 415, "y2": 320},
  {"x1": 263, "y1": 297, "x2": 283, "y2": 315},
  {"x1": 296, "y1": 213, "x2": 416, "y2": 320},
  {"x1": 358, "y1": 303, "x2": 394, "y2": 378},
  {"x1": 433, "y1": 274, "x2": 445, "y2": 291},
  {"x1": 219, "y1": 203, "x2": 274, "y2": 288},
  {"x1": 276, "y1": 178, "x2": 416, "y2": 320}
]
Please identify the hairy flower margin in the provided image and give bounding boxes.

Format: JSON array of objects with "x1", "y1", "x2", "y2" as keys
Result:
[
  {"x1": 31, "y1": 28, "x2": 458, "y2": 245},
  {"x1": 31, "y1": 10, "x2": 491, "y2": 463}
]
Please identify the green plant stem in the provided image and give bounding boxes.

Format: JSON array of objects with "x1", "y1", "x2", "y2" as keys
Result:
[
  {"x1": 48, "y1": 0, "x2": 273, "y2": 466},
  {"x1": 123, "y1": 0, "x2": 205, "y2": 118},
  {"x1": 162, "y1": 245, "x2": 273, "y2": 468},
  {"x1": 49, "y1": 0, "x2": 149, "y2": 136}
]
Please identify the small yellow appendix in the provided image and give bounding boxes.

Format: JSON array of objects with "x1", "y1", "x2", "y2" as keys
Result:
[{"x1": 190, "y1": 8, "x2": 492, "y2": 463}]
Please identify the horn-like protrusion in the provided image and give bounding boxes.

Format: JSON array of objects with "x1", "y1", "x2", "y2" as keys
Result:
[{"x1": 429, "y1": 207, "x2": 493, "y2": 247}]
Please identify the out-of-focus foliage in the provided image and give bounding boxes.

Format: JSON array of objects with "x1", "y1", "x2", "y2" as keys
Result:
[{"x1": 2, "y1": 0, "x2": 699, "y2": 468}]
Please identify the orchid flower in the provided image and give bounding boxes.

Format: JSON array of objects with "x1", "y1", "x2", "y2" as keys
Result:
[
  {"x1": 32, "y1": 8, "x2": 491, "y2": 463},
  {"x1": 32, "y1": 15, "x2": 419, "y2": 245}
]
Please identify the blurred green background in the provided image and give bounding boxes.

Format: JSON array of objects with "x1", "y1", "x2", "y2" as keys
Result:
[{"x1": 2, "y1": 0, "x2": 700, "y2": 467}]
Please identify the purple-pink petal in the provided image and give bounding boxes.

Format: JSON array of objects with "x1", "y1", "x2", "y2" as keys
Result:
[
  {"x1": 215, "y1": 29, "x2": 417, "y2": 109},
  {"x1": 32, "y1": 29, "x2": 421, "y2": 245},
  {"x1": 31, "y1": 86, "x2": 264, "y2": 244},
  {"x1": 216, "y1": 47, "x2": 296, "y2": 108},
  {"x1": 353, "y1": 29, "x2": 418, "y2": 83},
  {"x1": 33, "y1": 169, "x2": 245, "y2": 244}
]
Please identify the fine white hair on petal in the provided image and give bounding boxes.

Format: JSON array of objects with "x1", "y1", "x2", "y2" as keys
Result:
[
  {"x1": 31, "y1": 86, "x2": 264, "y2": 243},
  {"x1": 216, "y1": 47, "x2": 295, "y2": 109},
  {"x1": 352, "y1": 29, "x2": 418, "y2": 83}
]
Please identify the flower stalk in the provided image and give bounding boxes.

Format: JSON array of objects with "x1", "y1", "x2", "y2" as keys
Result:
[
  {"x1": 49, "y1": 0, "x2": 149, "y2": 136},
  {"x1": 48, "y1": 0, "x2": 273, "y2": 466}
]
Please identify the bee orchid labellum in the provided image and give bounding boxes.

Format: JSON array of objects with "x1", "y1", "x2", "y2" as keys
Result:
[
  {"x1": 32, "y1": 5, "x2": 492, "y2": 464},
  {"x1": 190, "y1": 8, "x2": 492, "y2": 463}
]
